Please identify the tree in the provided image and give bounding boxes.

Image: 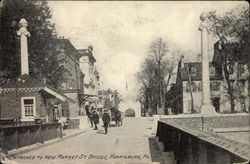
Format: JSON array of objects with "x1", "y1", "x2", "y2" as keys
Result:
[
  {"x1": 202, "y1": 5, "x2": 249, "y2": 112},
  {"x1": 0, "y1": 0, "x2": 67, "y2": 88},
  {"x1": 137, "y1": 38, "x2": 177, "y2": 115},
  {"x1": 149, "y1": 38, "x2": 169, "y2": 113},
  {"x1": 137, "y1": 57, "x2": 157, "y2": 114},
  {"x1": 186, "y1": 63, "x2": 194, "y2": 113}
]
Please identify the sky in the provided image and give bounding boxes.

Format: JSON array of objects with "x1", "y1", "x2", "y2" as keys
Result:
[{"x1": 48, "y1": 1, "x2": 247, "y2": 101}]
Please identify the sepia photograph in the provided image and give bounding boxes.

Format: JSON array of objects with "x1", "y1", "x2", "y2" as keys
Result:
[{"x1": 0, "y1": 0, "x2": 249, "y2": 164}]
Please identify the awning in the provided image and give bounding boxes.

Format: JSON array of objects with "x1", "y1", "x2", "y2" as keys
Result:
[
  {"x1": 78, "y1": 93, "x2": 97, "y2": 102},
  {"x1": 43, "y1": 87, "x2": 76, "y2": 103}
]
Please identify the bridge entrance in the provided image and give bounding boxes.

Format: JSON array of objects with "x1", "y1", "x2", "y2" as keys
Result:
[
  {"x1": 124, "y1": 108, "x2": 135, "y2": 117},
  {"x1": 119, "y1": 101, "x2": 141, "y2": 117}
]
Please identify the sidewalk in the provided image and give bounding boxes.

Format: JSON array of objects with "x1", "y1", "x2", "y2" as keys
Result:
[{"x1": 8, "y1": 128, "x2": 87, "y2": 157}]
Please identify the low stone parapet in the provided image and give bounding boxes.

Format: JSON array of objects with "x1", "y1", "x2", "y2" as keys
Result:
[
  {"x1": 0, "y1": 122, "x2": 62, "y2": 153},
  {"x1": 156, "y1": 120, "x2": 250, "y2": 163}
]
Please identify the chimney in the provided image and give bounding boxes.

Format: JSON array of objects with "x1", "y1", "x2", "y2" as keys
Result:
[{"x1": 17, "y1": 18, "x2": 30, "y2": 75}]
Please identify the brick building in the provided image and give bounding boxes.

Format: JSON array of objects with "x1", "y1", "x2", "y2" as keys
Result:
[
  {"x1": 0, "y1": 75, "x2": 73, "y2": 123},
  {"x1": 56, "y1": 39, "x2": 85, "y2": 120}
]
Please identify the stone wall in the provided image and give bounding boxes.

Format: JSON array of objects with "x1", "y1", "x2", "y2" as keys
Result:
[{"x1": 67, "y1": 118, "x2": 80, "y2": 129}]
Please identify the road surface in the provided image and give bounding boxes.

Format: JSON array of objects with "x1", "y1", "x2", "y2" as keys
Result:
[{"x1": 11, "y1": 117, "x2": 162, "y2": 164}]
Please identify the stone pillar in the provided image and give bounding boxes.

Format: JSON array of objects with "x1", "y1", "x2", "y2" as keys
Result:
[
  {"x1": 198, "y1": 140, "x2": 208, "y2": 164},
  {"x1": 17, "y1": 18, "x2": 30, "y2": 75},
  {"x1": 198, "y1": 14, "x2": 217, "y2": 115},
  {"x1": 187, "y1": 135, "x2": 193, "y2": 164},
  {"x1": 215, "y1": 150, "x2": 230, "y2": 164}
]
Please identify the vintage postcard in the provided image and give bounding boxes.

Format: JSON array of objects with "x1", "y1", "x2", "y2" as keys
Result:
[{"x1": 0, "y1": 0, "x2": 249, "y2": 164}]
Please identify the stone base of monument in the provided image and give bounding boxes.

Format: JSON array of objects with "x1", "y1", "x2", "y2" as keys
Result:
[
  {"x1": 78, "y1": 116, "x2": 89, "y2": 130},
  {"x1": 200, "y1": 104, "x2": 219, "y2": 116},
  {"x1": 157, "y1": 107, "x2": 165, "y2": 115}
]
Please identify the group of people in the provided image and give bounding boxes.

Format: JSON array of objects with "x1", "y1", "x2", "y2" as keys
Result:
[{"x1": 86, "y1": 106, "x2": 121, "y2": 134}]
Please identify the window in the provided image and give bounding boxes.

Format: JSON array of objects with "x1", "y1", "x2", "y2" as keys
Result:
[
  {"x1": 209, "y1": 67, "x2": 215, "y2": 76},
  {"x1": 21, "y1": 97, "x2": 36, "y2": 121},
  {"x1": 210, "y1": 81, "x2": 220, "y2": 91},
  {"x1": 190, "y1": 67, "x2": 197, "y2": 77},
  {"x1": 197, "y1": 81, "x2": 202, "y2": 92},
  {"x1": 61, "y1": 102, "x2": 69, "y2": 117}
]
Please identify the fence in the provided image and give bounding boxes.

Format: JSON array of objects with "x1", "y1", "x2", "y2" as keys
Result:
[{"x1": 0, "y1": 122, "x2": 62, "y2": 153}]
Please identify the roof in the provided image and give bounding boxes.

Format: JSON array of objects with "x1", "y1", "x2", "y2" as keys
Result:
[
  {"x1": 180, "y1": 62, "x2": 223, "y2": 81},
  {"x1": 1, "y1": 75, "x2": 75, "y2": 103},
  {"x1": 2, "y1": 75, "x2": 47, "y2": 88},
  {"x1": 212, "y1": 41, "x2": 248, "y2": 65}
]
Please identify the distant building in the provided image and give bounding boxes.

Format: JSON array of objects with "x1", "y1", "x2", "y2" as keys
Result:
[
  {"x1": 100, "y1": 89, "x2": 121, "y2": 110},
  {"x1": 167, "y1": 60, "x2": 223, "y2": 114}
]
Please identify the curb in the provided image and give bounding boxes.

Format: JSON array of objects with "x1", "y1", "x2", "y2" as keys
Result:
[{"x1": 8, "y1": 129, "x2": 87, "y2": 157}]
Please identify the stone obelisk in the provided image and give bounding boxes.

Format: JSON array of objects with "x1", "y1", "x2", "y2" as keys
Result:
[
  {"x1": 198, "y1": 14, "x2": 217, "y2": 115},
  {"x1": 17, "y1": 18, "x2": 30, "y2": 75}
]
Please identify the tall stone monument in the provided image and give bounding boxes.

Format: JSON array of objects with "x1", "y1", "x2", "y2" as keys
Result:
[
  {"x1": 198, "y1": 14, "x2": 217, "y2": 115},
  {"x1": 17, "y1": 18, "x2": 30, "y2": 75}
]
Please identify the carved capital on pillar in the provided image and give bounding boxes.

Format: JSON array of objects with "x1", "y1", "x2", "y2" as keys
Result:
[
  {"x1": 198, "y1": 13, "x2": 210, "y2": 32},
  {"x1": 17, "y1": 18, "x2": 30, "y2": 37}
]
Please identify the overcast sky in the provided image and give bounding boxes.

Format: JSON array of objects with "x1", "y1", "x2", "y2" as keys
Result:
[{"x1": 48, "y1": 1, "x2": 247, "y2": 101}]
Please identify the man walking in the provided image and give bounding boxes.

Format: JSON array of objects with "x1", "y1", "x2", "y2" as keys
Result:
[
  {"x1": 92, "y1": 110, "x2": 99, "y2": 130},
  {"x1": 102, "y1": 109, "x2": 111, "y2": 134},
  {"x1": 86, "y1": 105, "x2": 93, "y2": 128}
]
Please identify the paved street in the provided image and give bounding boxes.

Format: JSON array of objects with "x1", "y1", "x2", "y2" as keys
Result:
[{"x1": 11, "y1": 117, "x2": 161, "y2": 164}]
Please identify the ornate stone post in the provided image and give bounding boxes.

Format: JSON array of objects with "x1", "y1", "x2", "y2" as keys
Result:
[
  {"x1": 198, "y1": 14, "x2": 217, "y2": 115},
  {"x1": 17, "y1": 18, "x2": 30, "y2": 75}
]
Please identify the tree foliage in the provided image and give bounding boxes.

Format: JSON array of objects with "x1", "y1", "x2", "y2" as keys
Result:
[{"x1": 0, "y1": 0, "x2": 67, "y2": 88}]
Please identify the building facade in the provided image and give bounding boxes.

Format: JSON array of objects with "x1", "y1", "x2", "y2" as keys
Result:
[
  {"x1": 78, "y1": 46, "x2": 101, "y2": 108},
  {"x1": 170, "y1": 61, "x2": 223, "y2": 114},
  {"x1": 166, "y1": 42, "x2": 249, "y2": 114},
  {"x1": 0, "y1": 75, "x2": 72, "y2": 123},
  {"x1": 56, "y1": 39, "x2": 85, "y2": 121},
  {"x1": 212, "y1": 42, "x2": 249, "y2": 113}
]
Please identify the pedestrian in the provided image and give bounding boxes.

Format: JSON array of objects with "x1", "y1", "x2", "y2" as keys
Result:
[
  {"x1": 108, "y1": 108, "x2": 112, "y2": 127},
  {"x1": 114, "y1": 109, "x2": 120, "y2": 127},
  {"x1": 92, "y1": 110, "x2": 99, "y2": 130},
  {"x1": 86, "y1": 106, "x2": 93, "y2": 128},
  {"x1": 116, "y1": 110, "x2": 122, "y2": 127},
  {"x1": 102, "y1": 109, "x2": 111, "y2": 134}
]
